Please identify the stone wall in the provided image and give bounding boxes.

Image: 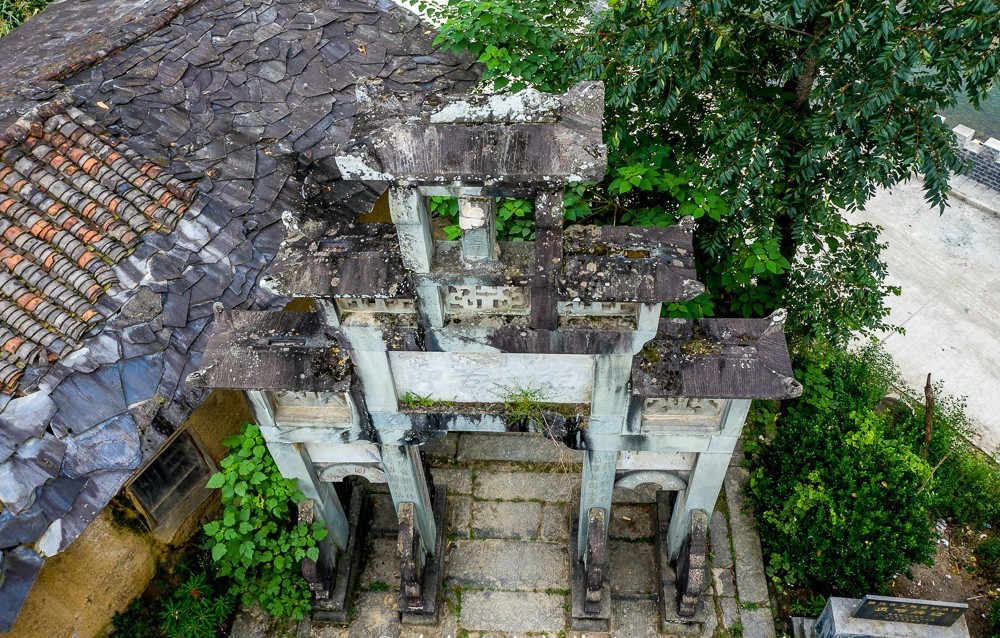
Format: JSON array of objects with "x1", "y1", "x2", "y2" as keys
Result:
[{"x1": 953, "y1": 124, "x2": 1000, "y2": 192}]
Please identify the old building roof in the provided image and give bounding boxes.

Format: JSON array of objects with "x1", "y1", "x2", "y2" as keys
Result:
[
  {"x1": 0, "y1": 99, "x2": 196, "y2": 391},
  {"x1": 0, "y1": 0, "x2": 476, "y2": 628}
]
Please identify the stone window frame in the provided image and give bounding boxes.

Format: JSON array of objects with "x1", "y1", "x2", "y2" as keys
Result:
[{"x1": 123, "y1": 428, "x2": 217, "y2": 543}]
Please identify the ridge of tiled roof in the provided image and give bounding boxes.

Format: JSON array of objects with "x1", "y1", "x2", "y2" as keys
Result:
[{"x1": 0, "y1": 98, "x2": 196, "y2": 391}]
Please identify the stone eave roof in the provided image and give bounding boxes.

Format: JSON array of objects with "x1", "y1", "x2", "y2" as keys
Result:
[
  {"x1": 0, "y1": 0, "x2": 477, "y2": 628},
  {"x1": 188, "y1": 307, "x2": 353, "y2": 391},
  {"x1": 631, "y1": 312, "x2": 803, "y2": 400}
]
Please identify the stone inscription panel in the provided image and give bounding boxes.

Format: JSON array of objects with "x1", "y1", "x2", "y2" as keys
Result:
[
  {"x1": 389, "y1": 352, "x2": 595, "y2": 403},
  {"x1": 853, "y1": 596, "x2": 967, "y2": 627}
]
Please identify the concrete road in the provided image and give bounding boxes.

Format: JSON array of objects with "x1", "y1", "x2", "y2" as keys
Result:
[{"x1": 854, "y1": 179, "x2": 1000, "y2": 456}]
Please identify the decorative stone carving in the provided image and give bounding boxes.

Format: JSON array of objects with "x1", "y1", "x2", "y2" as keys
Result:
[
  {"x1": 336, "y1": 298, "x2": 416, "y2": 315},
  {"x1": 558, "y1": 301, "x2": 637, "y2": 317},
  {"x1": 444, "y1": 285, "x2": 530, "y2": 314},
  {"x1": 641, "y1": 398, "x2": 723, "y2": 434}
]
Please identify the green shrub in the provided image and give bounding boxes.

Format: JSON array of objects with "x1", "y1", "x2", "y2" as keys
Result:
[
  {"x1": 990, "y1": 599, "x2": 1000, "y2": 638},
  {"x1": 976, "y1": 538, "x2": 1000, "y2": 581},
  {"x1": 748, "y1": 343, "x2": 936, "y2": 595},
  {"x1": 112, "y1": 597, "x2": 159, "y2": 638},
  {"x1": 203, "y1": 423, "x2": 328, "y2": 620}
]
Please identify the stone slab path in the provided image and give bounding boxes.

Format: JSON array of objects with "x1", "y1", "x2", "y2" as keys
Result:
[
  {"x1": 855, "y1": 179, "x2": 1000, "y2": 457},
  {"x1": 232, "y1": 432, "x2": 777, "y2": 637}
]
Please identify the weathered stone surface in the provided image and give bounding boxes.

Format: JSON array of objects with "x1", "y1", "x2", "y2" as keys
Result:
[
  {"x1": 609, "y1": 504, "x2": 655, "y2": 540},
  {"x1": 473, "y1": 471, "x2": 578, "y2": 503},
  {"x1": 0, "y1": 507, "x2": 49, "y2": 549},
  {"x1": 346, "y1": 591, "x2": 399, "y2": 638},
  {"x1": 610, "y1": 540, "x2": 656, "y2": 595},
  {"x1": 709, "y1": 508, "x2": 733, "y2": 569},
  {"x1": 367, "y1": 492, "x2": 398, "y2": 536},
  {"x1": 0, "y1": 436, "x2": 67, "y2": 514},
  {"x1": 717, "y1": 594, "x2": 741, "y2": 632},
  {"x1": 724, "y1": 467, "x2": 770, "y2": 605},
  {"x1": 358, "y1": 537, "x2": 398, "y2": 590},
  {"x1": 120, "y1": 354, "x2": 165, "y2": 406},
  {"x1": 48, "y1": 365, "x2": 127, "y2": 436},
  {"x1": 460, "y1": 590, "x2": 566, "y2": 632},
  {"x1": 63, "y1": 415, "x2": 142, "y2": 479},
  {"x1": 0, "y1": 546, "x2": 44, "y2": 632},
  {"x1": 712, "y1": 567, "x2": 736, "y2": 597},
  {"x1": 429, "y1": 467, "x2": 471, "y2": 495},
  {"x1": 0, "y1": 394, "x2": 54, "y2": 455},
  {"x1": 471, "y1": 501, "x2": 541, "y2": 539},
  {"x1": 539, "y1": 503, "x2": 570, "y2": 541},
  {"x1": 457, "y1": 433, "x2": 583, "y2": 464},
  {"x1": 447, "y1": 494, "x2": 471, "y2": 539},
  {"x1": 447, "y1": 539, "x2": 568, "y2": 590},
  {"x1": 612, "y1": 482, "x2": 659, "y2": 504},
  {"x1": 741, "y1": 606, "x2": 776, "y2": 638},
  {"x1": 610, "y1": 596, "x2": 661, "y2": 638}
]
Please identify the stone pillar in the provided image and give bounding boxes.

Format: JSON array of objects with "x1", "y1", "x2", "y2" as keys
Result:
[
  {"x1": 577, "y1": 354, "x2": 632, "y2": 557},
  {"x1": 388, "y1": 187, "x2": 433, "y2": 273},
  {"x1": 458, "y1": 197, "x2": 499, "y2": 262},
  {"x1": 531, "y1": 190, "x2": 564, "y2": 330},
  {"x1": 380, "y1": 444, "x2": 437, "y2": 557},
  {"x1": 666, "y1": 399, "x2": 751, "y2": 559},
  {"x1": 244, "y1": 390, "x2": 350, "y2": 555}
]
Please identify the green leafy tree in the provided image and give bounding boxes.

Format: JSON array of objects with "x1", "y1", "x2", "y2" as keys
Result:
[
  {"x1": 432, "y1": 0, "x2": 999, "y2": 345},
  {"x1": 203, "y1": 424, "x2": 328, "y2": 620}
]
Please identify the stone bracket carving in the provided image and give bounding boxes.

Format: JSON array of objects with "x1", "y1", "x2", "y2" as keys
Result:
[
  {"x1": 299, "y1": 499, "x2": 332, "y2": 599},
  {"x1": 584, "y1": 507, "x2": 607, "y2": 615},
  {"x1": 676, "y1": 509, "x2": 709, "y2": 617},
  {"x1": 398, "y1": 501, "x2": 425, "y2": 611}
]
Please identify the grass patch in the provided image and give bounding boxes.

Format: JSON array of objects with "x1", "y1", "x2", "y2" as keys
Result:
[{"x1": 0, "y1": 0, "x2": 51, "y2": 37}]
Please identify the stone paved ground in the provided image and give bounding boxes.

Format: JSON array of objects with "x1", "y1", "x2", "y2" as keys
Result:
[{"x1": 232, "y1": 432, "x2": 777, "y2": 638}]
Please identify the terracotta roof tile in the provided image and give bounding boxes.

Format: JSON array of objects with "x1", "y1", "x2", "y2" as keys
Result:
[{"x1": 0, "y1": 100, "x2": 196, "y2": 392}]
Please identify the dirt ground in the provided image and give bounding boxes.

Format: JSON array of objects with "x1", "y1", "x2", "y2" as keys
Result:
[{"x1": 889, "y1": 523, "x2": 998, "y2": 637}]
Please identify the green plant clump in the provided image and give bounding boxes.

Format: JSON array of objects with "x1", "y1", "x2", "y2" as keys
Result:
[
  {"x1": 989, "y1": 598, "x2": 1000, "y2": 638},
  {"x1": 159, "y1": 573, "x2": 236, "y2": 638},
  {"x1": 0, "y1": 0, "x2": 51, "y2": 37},
  {"x1": 747, "y1": 344, "x2": 936, "y2": 595},
  {"x1": 112, "y1": 546, "x2": 235, "y2": 638},
  {"x1": 202, "y1": 423, "x2": 328, "y2": 620},
  {"x1": 976, "y1": 537, "x2": 1000, "y2": 581}
]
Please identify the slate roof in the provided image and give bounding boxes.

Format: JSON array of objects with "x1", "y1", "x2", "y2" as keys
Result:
[
  {"x1": 0, "y1": 98, "x2": 196, "y2": 391},
  {"x1": 0, "y1": 0, "x2": 476, "y2": 628}
]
